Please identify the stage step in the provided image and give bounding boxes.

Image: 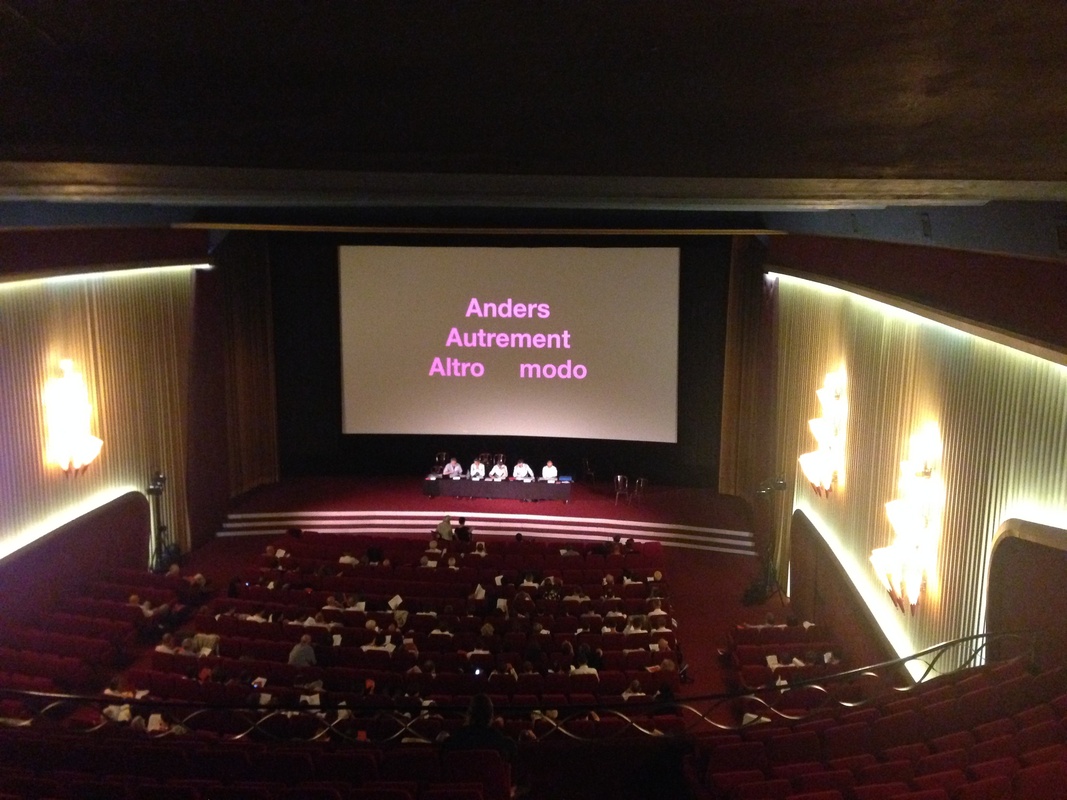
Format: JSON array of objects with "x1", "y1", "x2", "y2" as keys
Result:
[{"x1": 218, "y1": 509, "x2": 756, "y2": 557}]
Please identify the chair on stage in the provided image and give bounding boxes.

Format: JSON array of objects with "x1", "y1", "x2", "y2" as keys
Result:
[
  {"x1": 631, "y1": 477, "x2": 648, "y2": 505},
  {"x1": 582, "y1": 457, "x2": 596, "y2": 484},
  {"x1": 495, "y1": 453, "x2": 507, "y2": 466},
  {"x1": 434, "y1": 452, "x2": 448, "y2": 474},
  {"x1": 614, "y1": 475, "x2": 629, "y2": 505}
]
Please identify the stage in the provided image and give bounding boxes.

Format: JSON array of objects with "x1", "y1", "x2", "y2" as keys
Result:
[{"x1": 218, "y1": 476, "x2": 756, "y2": 557}]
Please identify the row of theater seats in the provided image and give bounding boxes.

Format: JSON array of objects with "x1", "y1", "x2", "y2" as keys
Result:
[
  {"x1": 241, "y1": 572, "x2": 663, "y2": 603},
  {"x1": 95, "y1": 670, "x2": 685, "y2": 745},
  {"x1": 137, "y1": 650, "x2": 679, "y2": 703},
  {"x1": 197, "y1": 602, "x2": 676, "y2": 648},
  {"x1": 0, "y1": 726, "x2": 510, "y2": 799},
  {"x1": 270, "y1": 530, "x2": 663, "y2": 564},
  {"x1": 0, "y1": 568, "x2": 210, "y2": 694},
  {"x1": 266, "y1": 556, "x2": 662, "y2": 580},
  {"x1": 686, "y1": 656, "x2": 1067, "y2": 800},
  {"x1": 165, "y1": 536, "x2": 682, "y2": 701},
  {"x1": 725, "y1": 623, "x2": 843, "y2": 691}
]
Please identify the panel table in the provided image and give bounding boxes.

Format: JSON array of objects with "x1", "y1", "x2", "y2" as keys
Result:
[{"x1": 423, "y1": 477, "x2": 572, "y2": 502}]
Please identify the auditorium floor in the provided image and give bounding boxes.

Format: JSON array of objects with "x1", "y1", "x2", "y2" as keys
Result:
[{"x1": 185, "y1": 475, "x2": 784, "y2": 703}]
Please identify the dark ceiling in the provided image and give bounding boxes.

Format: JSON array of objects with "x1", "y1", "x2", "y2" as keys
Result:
[{"x1": 0, "y1": 1, "x2": 1065, "y2": 247}]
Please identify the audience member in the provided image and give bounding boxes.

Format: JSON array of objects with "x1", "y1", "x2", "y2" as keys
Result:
[
  {"x1": 454, "y1": 517, "x2": 473, "y2": 542},
  {"x1": 288, "y1": 634, "x2": 317, "y2": 667},
  {"x1": 435, "y1": 515, "x2": 454, "y2": 542},
  {"x1": 441, "y1": 693, "x2": 517, "y2": 763}
]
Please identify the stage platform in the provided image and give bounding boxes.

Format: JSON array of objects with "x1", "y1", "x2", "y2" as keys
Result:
[{"x1": 219, "y1": 476, "x2": 757, "y2": 557}]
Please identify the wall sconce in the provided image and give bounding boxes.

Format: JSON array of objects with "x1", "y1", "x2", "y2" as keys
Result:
[
  {"x1": 42, "y1": 358, "x2": 103, "y2": 476},
  {"x1": 798, "y1": 367, "x2": 848, "y2": 497},
  {"x1": 870, "y1": 421, "x2": 944, "y2": 614}
]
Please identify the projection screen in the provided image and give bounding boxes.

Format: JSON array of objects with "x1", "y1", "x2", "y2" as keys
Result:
[{"x1": 339, "y1": 246, "x2": 679, "y2": 442}]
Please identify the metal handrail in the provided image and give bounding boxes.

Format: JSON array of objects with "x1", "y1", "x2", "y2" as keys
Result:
[{"x1": 0, "y1": 630, "x2": 1038, "y2": 743}]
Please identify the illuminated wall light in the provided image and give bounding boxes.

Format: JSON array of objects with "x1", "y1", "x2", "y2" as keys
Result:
[
  {"x1": 871, "y1": 421, "x2": 945, "y2": 614},
  {"x1": 798, "y1": 367, "x2": 848, "y2": 496},
  {"x1": 0, "y1": 262, "x2": 212, "y2": 292},
  {"x1": 0, "y1": 486, "x2": 141, "y2": 562},
  {"x1": 42, "y1": 358, "x2": 103, "y2": 475}
]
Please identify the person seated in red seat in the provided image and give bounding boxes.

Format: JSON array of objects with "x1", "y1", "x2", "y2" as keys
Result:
[
  {"x1": 539, "y1": 575, "x2": 562, "y2": 600},
  {"x1": 441, "y1": 693, "x2": 517, "y2": 763},
  {"x1": 624, "y1": 614, "x2": 649, "y2": 635},
  {"x1": 288, "y1": 633, "x2": 317, "y2": 667},
  {"x1": 511, "y1": 589, "x2": 534, "y2": 616},
  {"x1": 154, "y1": 632, "x2": 179, "y2": 654},
  {"x1": 652, "y1": 637, "x2": 674, "y2": 658},
  {"x1": 165, "y1": 563, "x2": 207, "y2": 589},
  {"x1": 491, "y1": 662, "x2": 519, "y2": 682},
  {"x1": 570, "y1": 653, "x2": 599, "y2": 679},
  {"x1": 129, "y1": 594, "x2": 170, "y2": 622}
]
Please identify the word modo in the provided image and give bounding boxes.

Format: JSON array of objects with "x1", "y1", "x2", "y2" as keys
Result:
[{"x1": 429, "y1": 297, "x2": 588, "y2": 379}]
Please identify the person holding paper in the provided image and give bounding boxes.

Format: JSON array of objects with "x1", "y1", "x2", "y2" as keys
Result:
[
  {"x1": 541, "y1": 460, "x2": 558, "y2": 480},
  {"x1": 442, "y1": 458, "x2": 463, "y2": 477},
  {"x1": 488, "y1": 460, "x2": 508, "y2": 480},
  {"x1": 513, "y1": 459, "x2": 535, "y2": 479},
  {"x1": 469, "y1": 457, "x2": 485, "y2": 479}
]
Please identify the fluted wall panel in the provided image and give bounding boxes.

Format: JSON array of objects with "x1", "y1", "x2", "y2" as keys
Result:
[
  {"x1": 771, "y1": 273, "x2": 1067, "y2": 667},
  {"x1": 0, "y1": 269, "x2": 195, "y2": 560}
]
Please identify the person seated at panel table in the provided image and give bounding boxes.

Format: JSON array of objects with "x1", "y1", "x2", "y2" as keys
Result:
[
  {"x1": 488, "y1": 460, "x2": 508, "y2": 480},
  {"x1": 512, "y1": 458, "x2": 535, "y2": 480},
  {"x1": 541, "y1": 459, "x2": 558, "y2": 481},
  {"x1": 468, "y1": 457, "x2": 485, "y2": 480},
  {"x1": 442, "y1": 457, "x2": 463, "y2": 478}
]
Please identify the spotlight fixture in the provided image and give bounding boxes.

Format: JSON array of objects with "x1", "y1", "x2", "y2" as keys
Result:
[
  {"x1": 146, "y1": 471, "x2": 167, "y2": 496},
  {"x1": 756, "y1": 475, "x2": 789, "y2": 497}
]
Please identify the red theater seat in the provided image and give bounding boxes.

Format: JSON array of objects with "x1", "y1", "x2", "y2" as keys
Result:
[{"x1": 952, "y1": 775, "x2": 1013, "y2": 800}]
